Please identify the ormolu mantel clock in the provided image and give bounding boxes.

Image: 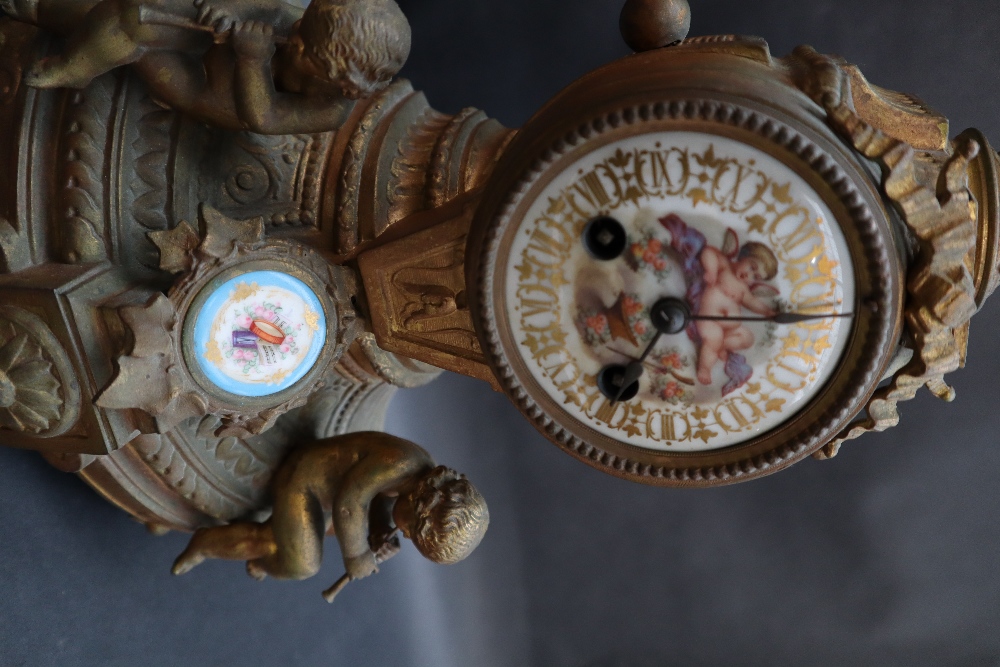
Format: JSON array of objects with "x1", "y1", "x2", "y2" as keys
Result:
[{"x1": 0, "y1": 0, "x2": 995, "y2": 599}]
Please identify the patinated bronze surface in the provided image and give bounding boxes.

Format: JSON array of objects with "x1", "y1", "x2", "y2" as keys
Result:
[
  {"x1": 172, "y1": 431, "x2": 488, "y2": 601},
  {"x1": 0, "y1": 0, "x2": 997, "y2": 601}
]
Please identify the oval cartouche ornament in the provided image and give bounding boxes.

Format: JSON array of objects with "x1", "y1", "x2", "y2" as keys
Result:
[
  {"x1": 468, "y1": 41, "x2": 903, "y2": 485},
  {"x1": 173, "y1": 234, "x2": 358, "y2": 437}
]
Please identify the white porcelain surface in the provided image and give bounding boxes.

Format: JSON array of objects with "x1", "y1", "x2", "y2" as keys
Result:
[
  {"x1": 192, "y1": 270, "x2": 326, "y2": 397},
  {"x1": 502, "y1": 131, "x2": 856, "y2": 451}
]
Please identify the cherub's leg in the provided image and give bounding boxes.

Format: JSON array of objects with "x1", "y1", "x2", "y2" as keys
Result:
[
  {"x1": 723, "y1": 326, "x2": 754, "y2": 353},
  {"x1": 696, "y1": 321, "x2": 724, "y2": 385},
  {"x1": 25, "y1": 0, "x2": 147, "y2": 89},
  {"x1": 172, "y1": 522, "x2": 276, "y2": 575},
  {"x1": 246, "y1": 488, "x2": 325, "y2": 581}
]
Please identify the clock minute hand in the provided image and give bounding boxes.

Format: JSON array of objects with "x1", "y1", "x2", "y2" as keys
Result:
[{"x1": 688, "y1": 312, "x2": 854, "y2": 324}]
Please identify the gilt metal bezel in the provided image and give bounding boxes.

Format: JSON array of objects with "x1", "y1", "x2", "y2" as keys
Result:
[{"x1": 474, "y1": 96, "x2": 902, "y2": 486}]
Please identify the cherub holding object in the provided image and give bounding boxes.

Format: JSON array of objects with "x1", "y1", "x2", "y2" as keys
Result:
[
  {"x1": 1, "y1": 0, "x2": 411, "y2": 133},
  {"x1": 661, "y1": 214, "x2": 778, "y2": 395},
  {"x1": 171, "y1": 432, "x2": 489, "y2": 601}
]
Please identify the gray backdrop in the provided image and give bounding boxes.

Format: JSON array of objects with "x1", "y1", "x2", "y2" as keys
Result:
[{"x1": 2, "y1": 0, "x2": 999, "y2": 665}]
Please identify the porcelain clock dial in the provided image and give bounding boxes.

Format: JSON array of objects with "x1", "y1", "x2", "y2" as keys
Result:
[
  {"x1": 502, "y1": 131, "x2": 856, "y2": 452},
  {"x1": 467, "y1": 54, "x2": 902, "y2": 485},
  {"x1": 502, "y1": 131, "x2": 855, "y2": 452}
]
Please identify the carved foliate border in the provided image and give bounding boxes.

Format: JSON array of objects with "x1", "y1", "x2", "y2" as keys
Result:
[{"x1": 474, "y1": 98, "x2": 898, "y2": 486}]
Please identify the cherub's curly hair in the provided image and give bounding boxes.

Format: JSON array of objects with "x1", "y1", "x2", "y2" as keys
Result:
[
  {"x1": 298, "y1": 0, "x2": 411, "y2": 99},
  {"x1": 738, "y1": 241, "x2": 778, "y2": 280},
  {"x1": 406, "y1": 466, "x2": 489, "y2": 565}
]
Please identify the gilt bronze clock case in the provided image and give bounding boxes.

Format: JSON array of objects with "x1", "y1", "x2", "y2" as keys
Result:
[{"x1": 467, "y1": 40, "x2": 905, "y2": 486}]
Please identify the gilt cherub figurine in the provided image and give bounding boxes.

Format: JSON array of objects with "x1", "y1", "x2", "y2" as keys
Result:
[
  {"x1": 1, "y1": 0, "x2": 411, "y2": 133},
  {"x1": 171, "y1": 432, "x2": 490, "y2": 600}
]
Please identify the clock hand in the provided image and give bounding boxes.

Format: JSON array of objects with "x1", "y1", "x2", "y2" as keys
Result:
[
  {"x1": 612, "y1": 330, "x2": 663, "y2": 403},
  {"x1": 688, "y1": 312, "x2": 853, "y2": 324},
  {"x1": 649, "y1": 297, "x2": 852, "y2": 326},
  {"x1": 609, "y1": 296, "x2": 694, "y2": 403}
]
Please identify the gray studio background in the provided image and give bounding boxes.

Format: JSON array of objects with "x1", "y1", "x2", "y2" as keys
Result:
[{"x1": 2, "y1": 0, "x2": 999, "y2": 665}]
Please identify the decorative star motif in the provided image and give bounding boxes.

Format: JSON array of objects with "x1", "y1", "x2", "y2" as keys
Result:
[
  {"x1": 148, "y1": 221, "x2": 199, "y2": 274},
  {"x1": 746, "y1": 214, "x2": 767, "y2": 234},
  {"x1": 147, "y1": 205, "x2": 266, "y2": 275}
]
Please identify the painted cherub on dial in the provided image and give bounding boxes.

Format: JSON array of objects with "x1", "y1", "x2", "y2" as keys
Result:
[{"x1": 661, "y1": 214, "x2": 779, "y2": 395}]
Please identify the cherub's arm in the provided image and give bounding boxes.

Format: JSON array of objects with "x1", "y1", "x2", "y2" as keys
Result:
[
  {"x1": 332, "y1": 451, "x2": 427, "y2": 580},
  {"x1": 135, "y1": 49, "x2": 246, "y2": 131},
  {"x1": 367, "y1": 494, "x2": 397, "y2": 547},
  {"x1": 232, "y1": 21, "x2": 357, "y2": 134},
  {"x1": 741, "y1": 289, "x2": 777, "y2": 317},
  {"x1": 137, "y1": 51, "x2": 209, "y2": 110},
  {"x1": 194, "y1": 0, "x2": 301, "y2": 33},
  {"x1": 700, "y1": 247, "x2": 722, "y2": 285}
]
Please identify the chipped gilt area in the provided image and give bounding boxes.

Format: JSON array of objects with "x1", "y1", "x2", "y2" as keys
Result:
[{"x1": 504, "y1": 132, "x2": 856, "y2": 451}]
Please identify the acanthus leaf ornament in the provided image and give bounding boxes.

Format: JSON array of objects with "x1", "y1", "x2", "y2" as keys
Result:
[{"x1": 98, "y1": 205, "x2": 363, "y2": 439}]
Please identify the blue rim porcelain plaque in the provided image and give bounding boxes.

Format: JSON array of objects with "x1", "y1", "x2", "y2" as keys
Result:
[{"x1": 191, "y1": 271, "x2": 328, "y2": 398}]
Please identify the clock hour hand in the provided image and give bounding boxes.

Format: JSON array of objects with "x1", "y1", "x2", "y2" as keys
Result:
[
  {"x1": 606, "y1": 297, "x2": 693, "y2": 403},
  {"x1": 611, "y1": 331, "x2": 663, "y2": 403}
]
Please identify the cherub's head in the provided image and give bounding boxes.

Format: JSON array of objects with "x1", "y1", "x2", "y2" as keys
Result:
[
  {"x1": 735, "y1": 242, "x2": 778, "y2": 283},
  {"x1": 287, "y1": 0, "x2": 411, "y2": 99},
  {"x1": 393, "y1": 466, "x2": 489, "y2": 565}
]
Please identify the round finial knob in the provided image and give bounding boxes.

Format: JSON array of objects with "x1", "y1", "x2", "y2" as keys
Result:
[{"x1": 619, "y1": 0, "x2": 691, "y2": 52}]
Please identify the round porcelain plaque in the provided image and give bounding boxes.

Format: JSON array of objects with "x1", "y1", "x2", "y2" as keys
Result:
[{"x1": 191, "y1": 270, "x2": 327, "y2": 397}]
